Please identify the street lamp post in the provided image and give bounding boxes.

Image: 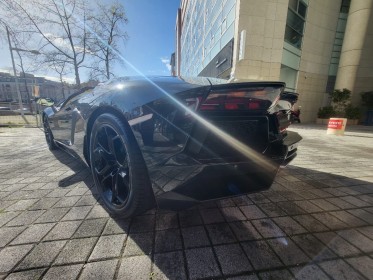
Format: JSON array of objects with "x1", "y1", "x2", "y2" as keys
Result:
[
  {"x1": 6, "y1": 25, "x2": 24, "y2": 117},
  {"x1": 5, "y1": 25, "x2": 40, "y2": 118}
]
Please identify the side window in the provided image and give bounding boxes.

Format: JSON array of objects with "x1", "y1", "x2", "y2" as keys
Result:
[
  {"x1": 59, "y1": 88, "x2": 94, "y2": 110},
  {"x1": 55, "y1": 99, "x2": 66, "y2": 108}
]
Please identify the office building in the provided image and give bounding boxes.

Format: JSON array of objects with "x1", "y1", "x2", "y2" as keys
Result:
[
  {"x1": 174, "y1": 0, "x2": 373, "y2": 122},
  {"x1": 0, "y1": 72, "x2": 66, "y2": 104}
]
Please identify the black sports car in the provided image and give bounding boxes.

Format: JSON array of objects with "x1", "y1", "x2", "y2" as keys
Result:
[{"x1": 43, "y1": 76, "x2": 301, "y2": 218}]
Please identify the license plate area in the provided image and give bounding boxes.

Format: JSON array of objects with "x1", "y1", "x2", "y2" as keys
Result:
[{"x1": 185, "y1": 116, "x2": 269, "y2": 163}]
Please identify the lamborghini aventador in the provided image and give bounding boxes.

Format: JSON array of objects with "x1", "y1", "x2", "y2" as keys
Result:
[{"x1": 42, "y1": 76, "x2": 302, "y2": 217}]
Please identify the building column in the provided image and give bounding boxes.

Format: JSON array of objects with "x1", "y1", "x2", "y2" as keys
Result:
[{"x1": 335, "y1": 0, "x2": 373, "y2": 104}]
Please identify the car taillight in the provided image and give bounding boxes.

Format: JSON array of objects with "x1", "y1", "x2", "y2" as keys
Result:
[
  {"x1": 247, "y1": 102, "x2": 260, "y2": 110},
  {"x1": 225, "y1": 103, "x2": 239, "y2": 110},
  {"x1": 200, "y1": 103, "x2": 218, "y2": 111},
  {"x1": 191, "y1": 87, "x2": 283, "y2": 112},
  {"x1": 199, "y1": 100, "x2": 262, "y2": 111}
]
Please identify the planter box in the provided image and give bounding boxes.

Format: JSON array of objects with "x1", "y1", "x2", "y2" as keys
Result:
[
  {"x1": 347, "y1": 119, "x2": 359, "y2": 125},
  {"x1": 316, "y1": 118, "x2": 329, "y2": 124}
]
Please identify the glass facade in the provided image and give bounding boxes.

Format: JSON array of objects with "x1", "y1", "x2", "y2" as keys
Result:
[
  {"x1": 180, "y1": 0, "x2": 236, "y2": 76},
  {"x1": 326, "y1": 0, "x2": 350, "y2": 92},
  {"x1": 280, "y1": 65, "x2": 298, "y2": 92},
  {"x1": 281, "y1": 0, "x2": 308, "y2": 92},
  {"x1": 284, "y1": 0, "x2": 308, "y2": 49}
]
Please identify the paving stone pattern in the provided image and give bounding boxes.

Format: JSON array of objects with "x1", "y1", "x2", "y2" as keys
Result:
[{"x1": 0, "y1": 125, "x2": 372, "y2": 279}]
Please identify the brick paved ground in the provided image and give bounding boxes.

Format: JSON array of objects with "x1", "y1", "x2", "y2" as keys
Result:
[{"x1": 0, "y1": 125, "x2": 372, "y2": 280}]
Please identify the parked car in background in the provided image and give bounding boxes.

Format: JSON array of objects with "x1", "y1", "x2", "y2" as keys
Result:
[
  {"x1": 35, "y1": 97, "x2": 55, "y2": 106},
  {"x1": 42, "y1": 76, "x2": 302, "y2": 218}
]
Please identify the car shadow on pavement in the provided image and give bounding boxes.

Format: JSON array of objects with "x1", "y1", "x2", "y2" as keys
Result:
[
  {"x1": 50, "y1": 147, "x2": 373, "y2": 280},
  {"x1": 51, "y1": 148, "x2": 92, "y2": 189}
]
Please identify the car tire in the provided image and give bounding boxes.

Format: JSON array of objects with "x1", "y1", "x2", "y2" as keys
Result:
[
  {"x1": 89, "y1": 113, "x2": 155, "y2": 218},
  {"x1": 43, "y1": 116, "x2": 58, "y2": 150}
]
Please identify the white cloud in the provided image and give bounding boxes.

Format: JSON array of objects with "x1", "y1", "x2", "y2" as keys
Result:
[
  {"x1": 39, "y1": 75, "x2": 75, "y2": 83},
  {"x1": 44, "y1": 33, "x2": 70, "y2": 50},
  {"x1": 160, "y1": 57, "x2": 171, "y2": 71},
  {"x1": 43, "y1": 33, "x2": 93, "y2": 54},
  {"x1": 0, "y1": 68, "x2": 13, "y2": 74}
]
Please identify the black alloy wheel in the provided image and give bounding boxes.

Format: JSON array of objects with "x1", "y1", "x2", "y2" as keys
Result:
[
  {"x1": 90, "y1": 113, "x2": 154, "y2": 218},
  {"x1": 43, "y1": 116, "x2": 57, "y2": 150}
]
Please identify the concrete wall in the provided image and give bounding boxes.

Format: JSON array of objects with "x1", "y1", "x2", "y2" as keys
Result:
[
  {"x1": 296, "y1": 0, "x2": 341, "y2": 122},
  {"x1": 0, "y1": 115, "x2": 38, "y2": 126},
  {"x1": 232, "y1": 0, "x2": 343, "y2": 123},
  {"x1": 231, "y1": 0, "x2": 289, "y2": 81},
  {"x1": 335, "y1": 0, "x2": 373, "y2": 105}
]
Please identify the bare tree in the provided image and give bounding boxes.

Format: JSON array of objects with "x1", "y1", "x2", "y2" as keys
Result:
[
  {"x1": 51, "y1": 60, "x2": 70, "y2": 99},
  {"x1": 15, "y1": 51, "x2": 33, "y2": 113},
  {"x1": 88, "y1": 1, "x2": 128, "y2": 81},
  {"x1": 1, "y1": 0, "x2": 129, "y2": 85},
  {"x1": 2, "y1": 0, "x2": 91, "y2": 87}
]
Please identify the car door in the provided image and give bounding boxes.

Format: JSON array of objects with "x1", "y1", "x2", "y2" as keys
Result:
[
  {"x1": 49, "y1": 89, "x2": 93, "y2": 147},
  {"x1": 48, "y1": 98, "x2": 77, "y2": 146}
]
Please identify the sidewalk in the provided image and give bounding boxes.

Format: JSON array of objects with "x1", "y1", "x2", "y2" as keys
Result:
[{"x1": 0, "y1": 126, "x2": 372, "y2": 279}]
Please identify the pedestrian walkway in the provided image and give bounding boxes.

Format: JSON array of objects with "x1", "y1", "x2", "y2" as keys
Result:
[{"x1": 0, "y1": 126, "x2": 372, "y2": 279}]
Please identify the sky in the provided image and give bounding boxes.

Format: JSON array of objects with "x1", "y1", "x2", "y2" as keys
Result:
[
  {"x1": 116, "y1": 0, "x2": 180, "y2": 77},
  {"x1": 0, "y1": 0, "x2": 180, "y2": 83}
]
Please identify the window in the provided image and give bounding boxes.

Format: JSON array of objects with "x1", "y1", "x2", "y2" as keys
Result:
[
  {"x1": 298, "y1": 2, "x2": 307, "y2": 18},
  {"x1": 285, "y1": 26, "x2": 302, "y2": 48},
  {"x1": 340, "y1": 0, "x2": 351, "y2": 13},
  {"x1": 280, "y1": 65, "x2": 298, "y2": 92},
  {"x1": 284, "y1": 0, "x2": 307, "y2": 49},
  {"x1": 287, "y1": 9, "x2": 305, "y2": 33}
]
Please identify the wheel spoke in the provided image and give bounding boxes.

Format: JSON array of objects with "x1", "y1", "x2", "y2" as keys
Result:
[
  {"x1": 112, "y1": 172, "x2": 120, "y2": 203},
  {"x1": 100, "y1": 172, "x2": 116, "y2": 203},
  {"x1": 103, "y1": 127, "x2": 113, "y2": 152},
  {"x1": 107, "y1": 135, "x2": 119, "y2": 155},
  {"x1": 94, "y1": 164, "x2": 111, "y2": 176},
  {"x1": 100, "y1": 172, "x2": 112, "y2": 185},
  {"x1": 93, "y1": 145, "x2": 115, "y2": 163},
  {"x1": 115, "y1": 170, "x2": 128, "y2": 205},
  {"x1": 103, "y1": 126, "x2": 110, "y2": 139},
  {"x1": 92, "y1": 143, "x2": 116, "y2": 177},
  {"x1": 122, "y1": 160, "x2": 129, "y2": 170}
]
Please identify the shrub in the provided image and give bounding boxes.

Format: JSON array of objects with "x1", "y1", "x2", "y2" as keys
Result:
[
  {"x1": 317, "y1": 106, "x2": 335, "y2": 118},
  {"x1": 345, "y1": 104, "x2": 361, "y2": 120},
  {"x1": 330, "y1": 88, "x2": 351, "y2": 116}
]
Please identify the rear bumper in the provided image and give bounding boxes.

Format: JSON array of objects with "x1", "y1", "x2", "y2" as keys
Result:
[
  {"x1": 151, "y1": 155, "x2": 281, "y2": 209},
  {"x1": 150, "y1": 131, "x2": 302, "y2": 208}
]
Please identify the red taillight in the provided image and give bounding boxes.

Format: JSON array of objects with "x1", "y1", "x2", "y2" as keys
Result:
[
  {"x1": 247, "y1": 102, "x2": 260, "y2": 109},
  {"x1": 200, "y1": 104, "x2": 218, "y2": 110},
  {"x1": 199, "y1": 100, "x2": 262, "y2": 111},
  {"x1": 225, "y1": 103, "x2": 239, "y2": 110},
  {"x1": 197, "y1": 89, "x2": 280, "y2": 112}
]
